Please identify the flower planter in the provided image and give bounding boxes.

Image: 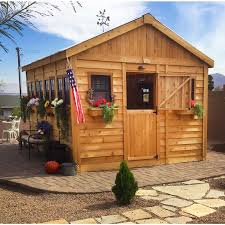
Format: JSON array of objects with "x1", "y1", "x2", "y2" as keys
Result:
[
  {"x1": 88, "y1": 107, "x2": 119, "y2": 117},
  {"x1": 175, "y1": 109, "x2": 194, "y2": 116},
  {"x1": 175, "y1": 109, "x2": 201, "y2": 120}
]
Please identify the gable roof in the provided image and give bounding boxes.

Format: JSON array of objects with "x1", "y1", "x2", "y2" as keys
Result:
[{"x1": 22, "y1": 13, "x2": 214, "y2": 71}]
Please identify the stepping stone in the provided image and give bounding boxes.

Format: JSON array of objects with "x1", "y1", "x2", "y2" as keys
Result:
[
  {"x1": 153, "y1": 183, "x2": 210, "y2": 200},
  {"x1": 120, "y1": 223, "x2": 135, "y2": 224},
  {"x1": 70, "y1": 218, "x2": 97, "y2": 224},
  {"x1": 182, "y1": 204, "x2": 216, "y2": 217},
  {"x1": 136, "y1": 189, "x2": 158, "y2": 196},
  {"x1": 145, "y1": 206, "x2": 176, "y2": 218},
  {"x1": 96, "y1": 215, "x2": 127, "y2": 224},
  {"x1": 213, "y1": 176, "x2": 225, "y2": 180},
  {"x1": 42, "y1": 219, "x2": 68, "y2": 224},
  {"x1": 140, "y1": 194, "x2": 172, "y2": 201},
  {"x1": 122, "y1": 209, "x2": 151, "y2": 221},
  {"x1": 179, "y1": 211, "x2": 196, "y2": 218},
  {"x1": 161, "y1": 197, "x2": 193, "y2": 208},
  {"x1": 162, "y1": 205, "x2": 177, "y2": 212},
  {"x1": 206, "y1": 189, "x2": 225, "y2": 198},
  {"x1": 182, "y1": 180, "x2": 205, "y2": 185},
  {"x1": 195, "y1": 199, "x2": 225, "y2": 208},
  {"x1": 136, "y1": 218, "x2": 167, "y2": 224},
  {"x1": 165, "y1": 216, "x2": 192, "y2": 224}
]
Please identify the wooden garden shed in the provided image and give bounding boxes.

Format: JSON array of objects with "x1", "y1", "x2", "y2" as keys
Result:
[{"x1": 22, "y1": 14, "x2": 214, "y2": 172}]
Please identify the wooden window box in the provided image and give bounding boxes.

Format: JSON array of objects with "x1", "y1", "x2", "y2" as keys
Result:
[
  {"x1": 88, "y1": 107, "x2": 119, "y2": 117},
  {"x1": 175, "y1": 109, "x2": 194, "y2": 116}
]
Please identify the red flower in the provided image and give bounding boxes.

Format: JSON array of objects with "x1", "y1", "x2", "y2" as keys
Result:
[
  {"x1": 191, "y1": 100, "x2": 196, "y2": 107},
  {"x1": 93, "y1": 98, "x2": 107, "y2": 107}
]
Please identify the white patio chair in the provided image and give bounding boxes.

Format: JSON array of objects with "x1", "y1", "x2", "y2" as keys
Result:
[
  {"x1": 13, "y1": 117, "x2": 21, "y2": 138},
  {"x1": 2, "y1": 118, "x2": 20, "y2": 142}
]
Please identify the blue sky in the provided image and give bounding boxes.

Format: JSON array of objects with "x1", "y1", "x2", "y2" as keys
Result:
[{"x1": 0, "y1": 1, "x2": 224, "y2": 93}]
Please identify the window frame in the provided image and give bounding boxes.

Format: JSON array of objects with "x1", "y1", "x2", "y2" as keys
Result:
[
  {"x1": 44, "y1": 80, "x2": 50, "y2": 100},
  {"x1": 63, "y1": 76, "x2": 70, "y2": 105},
  {"x1": 35, "y1": 80, "x2": 39, "y2": 98},
  {"x1": 27, "y1": 82, "x2": 31, "y2": 97},
  {"x1": 39, "y1": 80, "x2": 43, "y2": 99},
  {"x1": 49, "y1": 77, "x2": 55, "y2": 101},
  {"x1": 35, "y1": 80, "x2": 43, "y2": 99},
  {"x1": 57, "y1": 76, "x2": 64, "y2": 99},
  {"x1": 88, "y1": 72, "x2": 113, "y2": 102},
  {"x1": 191, "y1": 77, "x2": 196, "y2": 101},
  {"x1": 30, "y1": 82, "x2": 35, "y2": 97},
  {"x1": 126, "y1": 73, "x2": 156, "y2": 110}
]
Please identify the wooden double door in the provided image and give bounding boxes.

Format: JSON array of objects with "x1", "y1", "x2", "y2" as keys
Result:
[{"x1": 125, "y1": 73, "x2": 157, "y2": 161}]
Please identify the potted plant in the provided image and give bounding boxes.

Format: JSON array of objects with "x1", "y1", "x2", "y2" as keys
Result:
[{"x1": 193, "y1": 103, "x2": 204, "y2": 119}]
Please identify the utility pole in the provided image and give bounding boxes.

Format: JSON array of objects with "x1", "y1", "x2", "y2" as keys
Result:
[{"x1": 16, "y1": 47, "x2": 22, "y2": 100}]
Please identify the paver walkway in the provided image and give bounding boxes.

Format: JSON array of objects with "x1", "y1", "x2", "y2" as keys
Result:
[
  {"x1": 42, "y1": 177, "x2": 225, "y2": 224},
  {"x1": 1, "y1": 143, "x2": 225, "y2": 193}
]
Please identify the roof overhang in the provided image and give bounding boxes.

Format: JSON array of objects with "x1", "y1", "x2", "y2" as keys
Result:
[{"x1": 22, "y1": 14, "x2": 214, "y2": 72}]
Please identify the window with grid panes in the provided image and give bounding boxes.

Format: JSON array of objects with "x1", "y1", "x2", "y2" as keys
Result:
[{"x1": 91, "y1": 75, "x2": 111, "y2": 101}]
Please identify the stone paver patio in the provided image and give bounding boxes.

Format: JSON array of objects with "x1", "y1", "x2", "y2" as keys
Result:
[
  {"x1": 41, "y1": 176, "x2": 225, "y2": 224},
  {"x1": 1, "y1": 143, "x2": 225, "y2": 193}
]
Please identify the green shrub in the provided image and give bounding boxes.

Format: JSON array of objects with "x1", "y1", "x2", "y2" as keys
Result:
[{"x1": 112, "y1": 161, "x2": 138, "y2": 205}]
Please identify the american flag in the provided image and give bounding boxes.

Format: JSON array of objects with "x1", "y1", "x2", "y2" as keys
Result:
[{"x1": 67, "y1": 68, "x2": 85, "y2": 124}]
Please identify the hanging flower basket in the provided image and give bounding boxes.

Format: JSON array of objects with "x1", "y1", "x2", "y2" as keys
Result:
[{"x1": 46, "y1": 106, "x2": 54, "y2": 116}]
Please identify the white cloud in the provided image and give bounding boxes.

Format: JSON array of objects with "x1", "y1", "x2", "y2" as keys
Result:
[
  {"x1": 31, "y1": 0, "x2": 147, "y2": 45},
  {"x1": 30, "y1": 1, "x2": 225, "y2": 75},
  {"x1": 175, "y1": 2, "x2": 225, "y2": 74}
]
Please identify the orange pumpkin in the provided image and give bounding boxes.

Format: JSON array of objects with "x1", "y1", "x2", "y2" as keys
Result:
[{"x1": 45, "y1": 161, "x2": 60, "y2": 174}]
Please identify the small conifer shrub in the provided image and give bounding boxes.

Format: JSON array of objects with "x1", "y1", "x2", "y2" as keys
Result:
[{"x1": 112, "y1": 161, "x2": 138, "y2": 205}]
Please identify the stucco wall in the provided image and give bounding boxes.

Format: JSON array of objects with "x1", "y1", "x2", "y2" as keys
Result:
[{"x1": 208, "y1": 88, "x2": 225, "y2": 144}]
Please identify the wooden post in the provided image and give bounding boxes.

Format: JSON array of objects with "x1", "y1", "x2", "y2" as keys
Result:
[
  {"x1": 203, "y1": 65, "x2": 208, "y2": 160},
  {"x1": 122, "y1": 62, "x2": 128, "y2": 161},
  {"x1": 165, "y1": 111, "x2": 168, "y2": 164}
]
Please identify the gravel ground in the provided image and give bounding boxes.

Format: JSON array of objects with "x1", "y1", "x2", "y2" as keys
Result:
[
  {"x1": 2, "y1": 176, "x2": 225, "y2": 224},
  {"x1": 0, "y1": 184, "x2": 157, "y2": 224}
]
